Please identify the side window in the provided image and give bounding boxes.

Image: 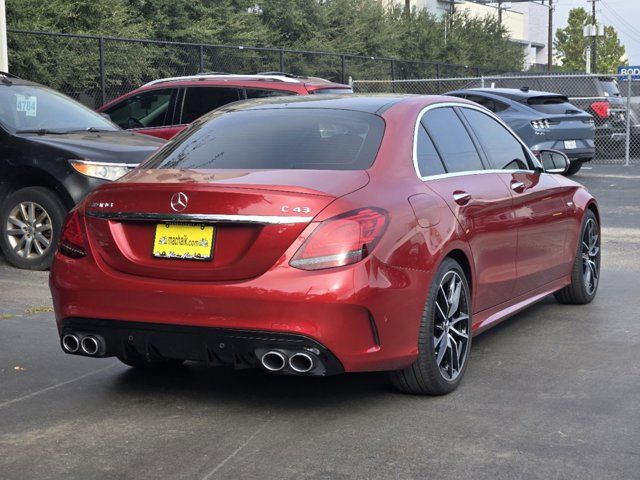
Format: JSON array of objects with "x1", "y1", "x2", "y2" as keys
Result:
[
  {"x1": 104, "y1": 89, "x2": 174, "y2": 129},
  {"x1": 465, "y1": 95, "x2": 509, "y2": 113},
  {"x1": 180, "y1": 87, "x2": 242, "y2": 124},
  {"x1": 416, "y1": 125, "x2": 446, "y2": 177},
  {"x1": 245, "y1": 89, "x2": 295, "y2": 99},
  {"x1": 460, "y1": 108, "x2": 530, "y2": 171},
  {"x1": 421, "y1": 107, "x2": 484, "y2": 173}
]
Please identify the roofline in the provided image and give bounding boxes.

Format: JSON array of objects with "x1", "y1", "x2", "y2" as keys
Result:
[{"x1": 143, "y1": 74, "x2": 315, "y2": 88}]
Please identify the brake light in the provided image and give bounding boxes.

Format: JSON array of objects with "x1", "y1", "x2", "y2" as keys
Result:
[
  {"x1": 591, "y1": 101, "x2": 609, "y2": 119},
  {"x1": 290, "y1": 208, "x2": 388, "y2": 270},
  {"x1": 59, "y1": 210, "x2": 86, "y2": 258}
]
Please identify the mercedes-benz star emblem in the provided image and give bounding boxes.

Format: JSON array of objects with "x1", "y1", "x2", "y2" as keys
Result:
[{"x1": 170, "y1": 192, "x2": 188, "y2": 212}]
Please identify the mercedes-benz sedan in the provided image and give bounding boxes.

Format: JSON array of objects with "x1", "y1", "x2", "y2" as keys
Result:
[{"x1": 50, "y1": 95, "x2": 600, "y2": 395}]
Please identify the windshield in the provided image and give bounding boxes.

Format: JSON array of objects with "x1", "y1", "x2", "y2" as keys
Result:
[
  {"x1": 0, "y1": 84, "x2": 119, "y2": 133},
  {"x1": 144, "y1": 108, "x2": 384, "y2": 171},
  {"x1": 600, "y1": 79, "x2": 620, "y2": 97}
]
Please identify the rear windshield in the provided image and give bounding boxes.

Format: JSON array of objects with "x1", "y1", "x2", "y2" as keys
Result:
[
  {"x1": 525, "y1": 95, "x2": 577, "y2": 114},
  {"x1": 145, "y1": 108, "x2": 384, "y2": 170},
  {"x1": 599, "y1": 79, "x2": 621, "y2": 97}
]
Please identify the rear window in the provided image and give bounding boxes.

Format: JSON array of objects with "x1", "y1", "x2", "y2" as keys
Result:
[
  {"x1": 145, "y1": 108, "x2": 384, "y2": 170},
  {"x1": 525, "y1": 95, "x2": 577, "y2": 114},
  {"x1": 599, "y1": 79, "x2": 621, "y2": 97}
]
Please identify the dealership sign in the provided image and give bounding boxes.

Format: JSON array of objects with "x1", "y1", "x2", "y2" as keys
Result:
[{"x1": 618, "y1": 66, "x2": 640, "y2": 80}]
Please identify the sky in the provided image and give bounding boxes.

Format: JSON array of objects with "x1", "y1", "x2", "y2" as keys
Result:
[{"x1": 553, "y1": 0, "x2": 640, "y2": 65}]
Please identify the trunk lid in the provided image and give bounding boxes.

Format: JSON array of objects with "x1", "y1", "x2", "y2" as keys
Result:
[{"x1": 83, "y1": 169, "x2": 368, "y2": 281}]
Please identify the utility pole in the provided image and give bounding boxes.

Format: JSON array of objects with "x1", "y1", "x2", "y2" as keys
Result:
[
  {"x1": 547, "y1": 0, "x2": 553, "y2": 72},
  {"x1": 497, "y1": 0, "x2": 503, "y2": 26},
  {"x1": 0, "y1": 0, "x2": 8, "y2": 72},
  {"x1": 590, "y1": 0, "x2": 598, "y2": 73}
]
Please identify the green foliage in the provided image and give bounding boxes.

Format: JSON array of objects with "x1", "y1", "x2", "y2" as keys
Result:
[
  {"x1": 554, "y1": 7, "x2": 627, "y2": 73},
  {"x1": 6, "y1": 0, "x2": 525, "y2": 105}
]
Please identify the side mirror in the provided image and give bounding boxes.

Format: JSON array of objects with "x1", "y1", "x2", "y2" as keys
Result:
[
  {"x1": 537, "y1": 149, "x2": 569, "y2": 174},
  {"x1": 100, "y1": 112, "x2": 111, "y2": 121}
]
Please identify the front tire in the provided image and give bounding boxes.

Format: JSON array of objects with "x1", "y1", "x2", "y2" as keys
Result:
[
  {"x1": 390, "y1": 258, "x2": 472, "y2": 395},
  {"x1": 0, "y1": 187, "x2": 66, "y2": 270},
  {"x1": 555, "y1": 209, "x2": 600, "y2": 305}
]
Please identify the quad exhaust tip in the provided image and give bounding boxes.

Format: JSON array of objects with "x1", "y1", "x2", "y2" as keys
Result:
[
  {"x1": 62, "y1": 334, "x2": 80, "y2": 353},
  {"x1": 261, "y1": 351, "x2": 286, "y2": 372},
  {"x1": 289, "y1": 352, "x2": 314, "y2": 373},
  {"x1": 80, "y1": 336, "x2": 100, "y2": 356}
]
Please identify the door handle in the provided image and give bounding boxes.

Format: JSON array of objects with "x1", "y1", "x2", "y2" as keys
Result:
[
  {"x1": 453, "y1": 191, "x2": 471, "y2": 205},
  {"x1": 511, "y1": 181, "x2": 525, "y2": 193}
]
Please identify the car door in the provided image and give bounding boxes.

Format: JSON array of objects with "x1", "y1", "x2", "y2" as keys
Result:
[
  {"x1": 102, "y1": 88, "x2": 179, "y2": 140},
  {"x1": 459, "y1": 106, "x2": 570, "y2": 296},
  {"x1": 418, "y1": 106, "x2": 518, "y2": 313}
]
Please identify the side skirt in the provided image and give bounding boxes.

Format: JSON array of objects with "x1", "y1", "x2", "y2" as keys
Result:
[{"x1": 471, "y1": 276, "x2": 571, "y2": 335}]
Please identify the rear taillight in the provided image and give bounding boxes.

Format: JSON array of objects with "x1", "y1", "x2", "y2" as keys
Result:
[
  {"x1": 290, "y1": 208, "x2": 388, "y2": 271},
  {"x1": 591, "y1": 101, "x2": 610, "y2": 119},
  {"x1": 59, "y1": 210, "x2": 86, "y2": 258}
]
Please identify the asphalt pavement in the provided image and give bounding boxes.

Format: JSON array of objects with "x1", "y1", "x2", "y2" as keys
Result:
[{"x1": 1, "y1": 164, "x2": 639, "y2": 480}]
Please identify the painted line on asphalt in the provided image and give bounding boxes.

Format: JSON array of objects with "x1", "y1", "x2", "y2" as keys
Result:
[
  {"x1": 200, "y1": 416, "x2": 272, "y2": 480},
  {"x1": 0, "y1": 363, "x2": 116, "y2": 410}
]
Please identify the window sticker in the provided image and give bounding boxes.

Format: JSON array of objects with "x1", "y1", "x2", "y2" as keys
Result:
[{"x1": 16, "y1": 94, "x2": 37, "y2": 116}]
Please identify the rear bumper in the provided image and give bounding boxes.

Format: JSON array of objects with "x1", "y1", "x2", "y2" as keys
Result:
[
  {"x1": 60, "y1": 318, "x2": 344, "y2": 376},
  {"x1": 50, "y1": 251, "x2": 428, "y2": 374}
]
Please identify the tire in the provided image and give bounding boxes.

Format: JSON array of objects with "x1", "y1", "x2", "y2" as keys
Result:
[
  {"x1": 0, "y1": 186, "x2": 67, "y2": 270},
  {"x1": 554, "y1": 209, "x2": 600, "y2": 305},
  {"x1": 390, "y1": 257, "x2": 472, "y2": 395},
  {"x1": 565, "y1": 162, "x2": 583, "y2": 176}
]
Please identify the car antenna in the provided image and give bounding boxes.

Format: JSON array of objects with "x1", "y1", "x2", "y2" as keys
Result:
[{"x1": 520, "y1": 86, "x2": 530, "y2": 92}]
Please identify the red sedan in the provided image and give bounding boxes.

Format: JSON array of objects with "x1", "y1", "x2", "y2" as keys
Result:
[{"x1": 50, "y1": 95, "x2": 600, "y2": 395}]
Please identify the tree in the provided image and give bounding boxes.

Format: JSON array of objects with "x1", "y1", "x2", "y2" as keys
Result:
[{"x1": 555, "y1": 7, "x2": 627, "y2": 73}]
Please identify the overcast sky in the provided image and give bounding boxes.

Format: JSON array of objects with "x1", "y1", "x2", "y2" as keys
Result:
[{"x1": 553, "y1": 0, "x2": 640, "y2": 66}]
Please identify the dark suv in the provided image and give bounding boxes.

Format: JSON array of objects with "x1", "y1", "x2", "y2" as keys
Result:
[
  {"x1": 0, "y1": 73, "x2": 164, "y2": 270},
  {"x1": 467, "y1": 76, "x2": 627, "y2": 157}
]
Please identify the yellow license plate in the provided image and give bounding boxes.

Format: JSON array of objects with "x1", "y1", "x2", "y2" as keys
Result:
[{"x1": 152, "y1": 223, "x2": 215, "y2": 261}]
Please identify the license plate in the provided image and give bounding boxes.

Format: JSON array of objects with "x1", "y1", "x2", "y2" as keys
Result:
[
  {"x1": 152, "y1": 223, "x2": 215, "y2": 261},
  {"x1": 564, "y1": 140, "x2": 577, "y2": 149}
]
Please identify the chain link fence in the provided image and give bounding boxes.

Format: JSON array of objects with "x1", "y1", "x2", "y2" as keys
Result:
[
  {"x1": 354, "y1": 73, "x2": 640, "y2": 165},
  {"x1": 7, "y1": 29, "x2": 498, "y2": 110}
]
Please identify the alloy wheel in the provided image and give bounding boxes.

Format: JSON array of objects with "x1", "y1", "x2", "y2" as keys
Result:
[
  {"x1": 433, "y1": 271, "x2": 470, "y2": 381},
  {"x1": 6, "y1": 201, "x2": 53, "y2": 259},
  {"x1": 581, "y1": 218, "x2": 600, "y2": 296}
]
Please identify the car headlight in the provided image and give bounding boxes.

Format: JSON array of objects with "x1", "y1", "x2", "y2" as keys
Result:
[{"x1": 69, "y1": 160, "x2": 135, "y2": 181}]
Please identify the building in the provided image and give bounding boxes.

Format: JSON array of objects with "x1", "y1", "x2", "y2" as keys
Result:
[{"x1": 388, "y1": 1, "x2": 550, "y2": 69}]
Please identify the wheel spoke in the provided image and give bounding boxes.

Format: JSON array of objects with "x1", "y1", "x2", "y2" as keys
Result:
[
  {"x1": 448, "y1": 280, "x2": 461, "y2": 317},
  {"x1": 436, "y1": 337, "x2": 448, "y2": 366},
  {"x1": 35, "y1": 233, "x2": 50, "y2": 248},
  {"x1": 19, "y1": 203, "x2": 29, "y2": 222},
  {"x1": 450, "y1": 313, "x2": 468, "y2": 326},
  {"x1": 35, "y1": 224, "x2": 52, "y2": 233},
  {"x1": 8, "y1": 217, "x2": 26, "y2": 229},
  {"x1": 14, "y1": 236, "x2": 26, "y2": 255},
  {"x1": 588, "y1": 260, "x2": 598, "y2": 281},
  {"x1": 27, "y1": 202, "x2": 36, "y2": 223},
  {"x1": 24, "y1": 236, "x2": 33, "y2": 256},
  {"x1": 6, "y1": 228, "x2": 22, "y2": 237},
  {"x1": 435, "y1": 298, "x2": 448, "y2": 320},
  {"x1": 450, "y1": 335, "x2": 461, "y2": 372},
  {"x1": 35, "y1": 210, "x2": 48, "y2": 224},
  {"x1": 434, "y1": 331, "x2": 446, "y2": 352},
  {"x1": 449, "y1": 326, "x2": 468, "y2": 339},
  {"x1": 33, "y1": 238, "x2": 45, "y2": 255}
]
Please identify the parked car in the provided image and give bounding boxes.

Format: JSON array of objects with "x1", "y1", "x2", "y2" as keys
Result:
[
  {"x1": 97, "y1": 72, "x2": 353, "y2": 140},
  {"x1": 50, "y1": 94, "x2": 600, "y2": 395},
  {"x1": 0, "y1": 73, "x2": 165, "y2": 270},
  {"x1": 446, "y1": 87, "x2": 595, "y2": 175},
  {"x1": 465, "y1": 75, "x2": 628, "y2": 159},
  {"x1": 619, "y1": 79, "x2": 640, "y2": 156}
]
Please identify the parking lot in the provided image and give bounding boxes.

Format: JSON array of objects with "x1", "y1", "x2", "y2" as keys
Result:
[{"x1": 1, "y1": 164, "x2": 639, "y2": 480}]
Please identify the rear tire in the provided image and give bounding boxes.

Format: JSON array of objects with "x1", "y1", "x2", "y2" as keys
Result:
[
  {"x1": 390, "y1": 258, "x2": 472, "y2": 395},
  {"x1": 0, "y1": 187, "x2": 66, "y2": 270},
  {"x1": 565, "y1": 162, "x2": 583, "y2": 176},
  {"x1": 555, "y1": 210, "x2": 600, "y2": 305}
]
